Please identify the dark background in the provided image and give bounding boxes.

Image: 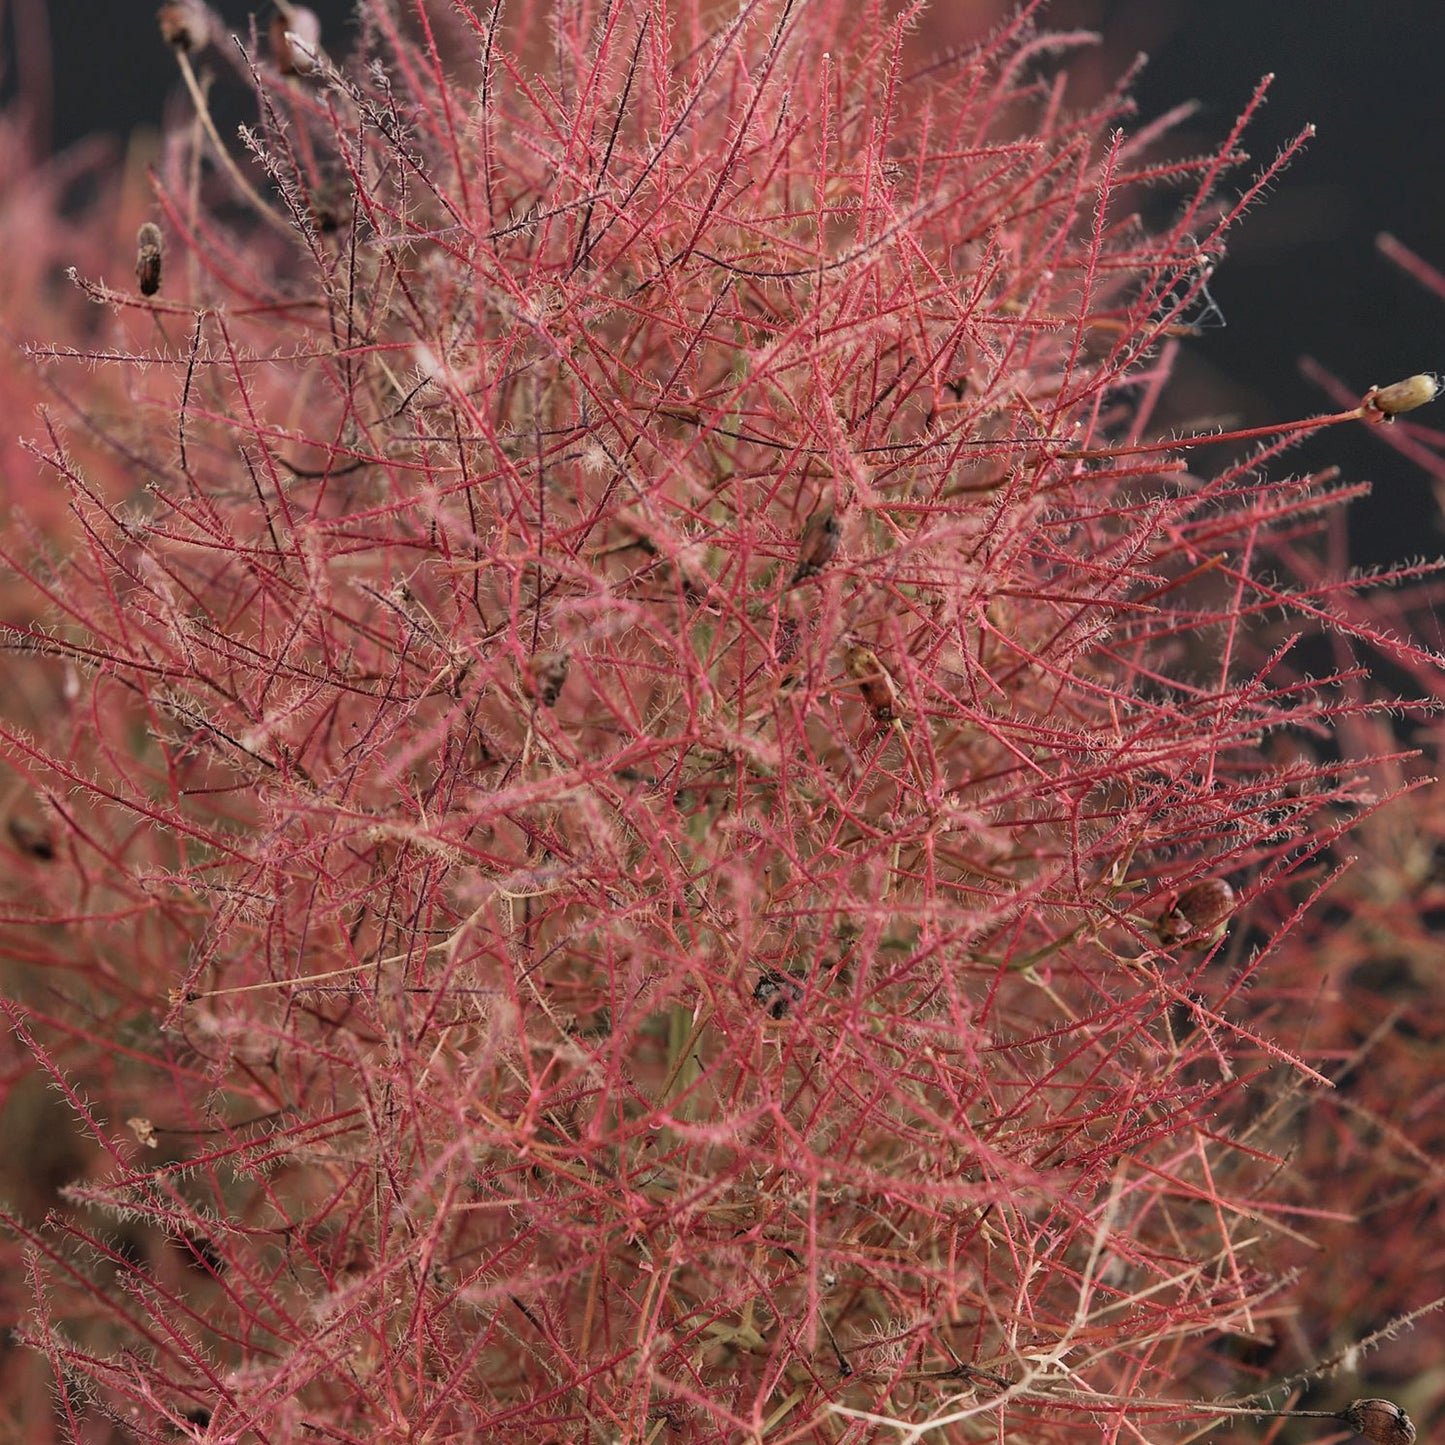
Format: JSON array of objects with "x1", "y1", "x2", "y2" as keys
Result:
[{"x1": 11, "y1": 0, "x2": 1445, "y2": 565}]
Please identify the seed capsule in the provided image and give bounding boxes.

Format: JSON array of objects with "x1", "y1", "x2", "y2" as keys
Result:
[
  {"x1": 135, "y1": 222, "x2": 164, "y2": 297},
  {"x1": 1363, "y1": 373, "x2": 1440, "y2": 421},
  {"x1": 525, "y1": 652, "x2": 569, "y2": 707},
  {"x1": 157, "y1": 0, "x2": 209, "y2": 51},
  {"x1": 790, "y1": 504, "x2": 840, "y2": 586},
  {"x1": 307, "y1": 181, "x2": 350, "y2": 234},
  {"x1": 1342, "y1": 1399, "x2": 1415, "y2": 1445},
  {"x1": 7, "y1": 811, "x2": 57, "y2": 861},
  {"x1": 1155, "y1": 877, "x2": 1236, "y2": 948},
  {"x1": 270, "y1": 4, "x2": 322, "y2": 75},
  {"x1": 844, "y1": 642, "x2": 900, "y2": 724},
  {"x1": 127, "y1": 1116, "x2": 159, "y2": 1149},
  {"x1": 753, "y1": 971, "x2": 802, "y2": 1020}
]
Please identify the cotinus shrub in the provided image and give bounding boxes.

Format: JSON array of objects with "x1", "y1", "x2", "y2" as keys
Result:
[{"x1": 3, "y1": 2, "x2": 1441, "y2": 1441}]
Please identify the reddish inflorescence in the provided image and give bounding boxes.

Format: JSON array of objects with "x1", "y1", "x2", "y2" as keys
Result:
[{"x1": 2, "y1": 2, "x2": 1443, "y2": 1442}]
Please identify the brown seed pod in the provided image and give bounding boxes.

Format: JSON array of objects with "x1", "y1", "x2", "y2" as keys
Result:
[
  {"x1": 462, "y1": 724, "x2": 500, "y2": 773},
  {"x1": 844, "y1": 642, "x2": 900, "y2": 723},
  {"x1": 270, "y1": 4, "x2": 322, "y2": 76},
  {"x1": 135, "y1": 223, "x2": 164, "y2": 297},
  {"x1": 773, "y1": 616, "x2": 807, "y2": 693},
  {"x1": 525, "y1": 652, "x2": 569, "y2": 708},
  {"x1": 1342, "y1": 1399, "x2": 1416, "y2": 1445},
  {"x1": 127, "y1": 1116, "x2": 159, "y2": 1150},
  {"x1": 307, "y1": 181, "x2": 351, "y2": 234},
  {"x1": 157, "y1": 0, "x2": 210, "y2": 51},
  {"x1": 1155, "y1": 877, "x2": 1236, "y2": 948},
  {"x1": 789, "y1": 504, "x2": 840, "y2": 586},
  {"x1": 1363, "y1": 373, "x2": 1440, "y2": 421},
  {"x1": 775, "y1": 616, "x2": 801, "y2": 669},
  {"x1": 761, "y1": 853, "x2": 789, "y2": 904},
  {"x1": 753, "y1": 971, "x2": 802, "y2": 1020},
  {"x1": 7, "y1": 810, "x2": 57, "y2": 861}
]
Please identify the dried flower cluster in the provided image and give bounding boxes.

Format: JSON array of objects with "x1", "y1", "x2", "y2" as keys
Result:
[{"x1": 2, "y1": 2, "x2": 1442, "y2": 1442}]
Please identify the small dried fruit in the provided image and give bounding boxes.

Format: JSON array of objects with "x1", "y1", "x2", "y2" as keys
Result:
[
  {"x1": 844, "y1": 641, "x2": 900, "y2": 723},
  {"x1": 136, "y1": 222, "x2": 164, "y2": 297},
  {"x1": 157, "y1": 0, "x2": 209, "y2": 51},
  {"x1": 1363, "y1": 373, "x2": 1440, "y2": 421},
  {"x1": 526, "y1": 652, "x2": 569, "y2": 707},
  {"x1": 1155, "y1": 877, "x2": 1236, "y2": 948},
  {"x1": 789, "y1": 503, "x2": 840, "y2": 586},
  {"x1": 1342, "y1": 1399, "x2": 1416, "y2": 1445},
  {"x1": 271, "y1": 4, "x2": 322, "y2": 76},
  {"x1": 7, "y1": 811, "x2": 56, "y2": 860},
  {"x1": 128, "y1": 1117, "x2": 159, "y2": 1149},
  {"x1": 307, "y1": 181, "x2": 351, "y2": 234},
  {"x1": 753, "y1": 971, "x2": 802, "y2": 1020}
]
